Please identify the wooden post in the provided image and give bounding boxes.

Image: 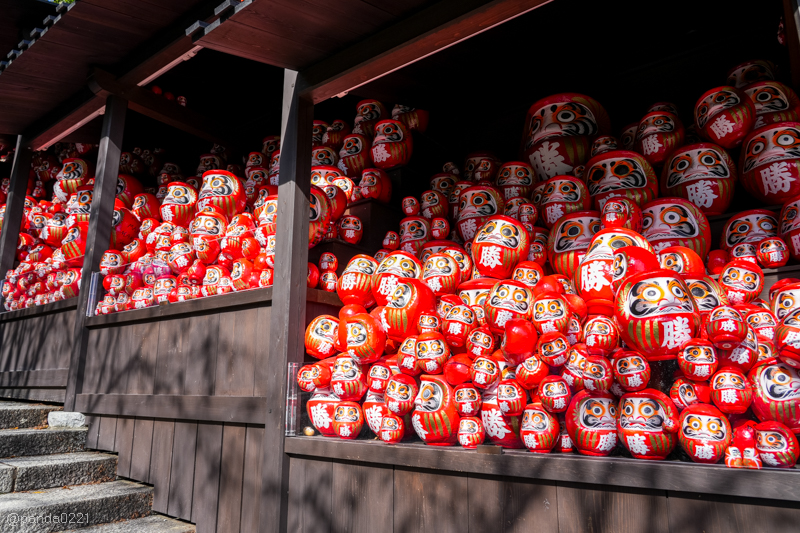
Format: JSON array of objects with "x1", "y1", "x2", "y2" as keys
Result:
[
  {"x1": 784, "y1": 0, "x2": 800, "y2": 90},
  {"x1": 63, "y1": 95, "x2": 128, "y2": 411},
  {"x1": 259, "y1": 69, "x2": 312, "y2": 533},
  {"x1": 0, "y1": 136, "x2": 32, "y2": 282}
]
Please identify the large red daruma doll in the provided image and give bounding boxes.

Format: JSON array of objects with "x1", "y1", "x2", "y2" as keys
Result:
[
  {"x1": 566, "y1": 390, "x2": 619, "y2": 456},
  {"x1": 739, "y1": 122, "x2": 800, "y2": 204},
  {"x1": 308, "y1": 185, "x2": 332, "y2": 248},
  {"x1": 660, "y1": 143, "x2": 737, "y2": 216},
  {"x1": 196, "y1": 170, "x2": 246, "y2": 219},
  {"x1": 381, "y1": 278, "x2": 436, "y2": 342},
  {"x1": 547, "y1": 211, "x2": 601, "y2": 277},
  {"x1": 615, "y1": 269, "x2": 701, "y2": 361},
  {"x1": 694, "y1": 86, "x2": 756, "y2": 149},
  {"x1": 574, "y1": 228, "x2": 654, "y2": 316},
  {"x1": 523, "y1": 93, "x2": 610, "y2": 182},
  {"x1": 750, "y1": 362, "x2": 800, "y2": 434},
  {"x1": 584, "y1": 150, "x2": 659, "y2": 210},
  {"x1": 745, "y1": 81, "x2": 800, "y2": 128},
  {"x1": 471, "y1": 215, "x2": 529, "y2": 279},
  {"x1": 372, "y1": 251, "x2": 422, "y2": 307},
  {"x1": 640, "y1": 198, "x2": 711, "y2": 258}
]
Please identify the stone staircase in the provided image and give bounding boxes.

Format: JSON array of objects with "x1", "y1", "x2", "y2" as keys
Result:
[{"x1": 0, "y1": 401, "x2": 194, "y2": 533}]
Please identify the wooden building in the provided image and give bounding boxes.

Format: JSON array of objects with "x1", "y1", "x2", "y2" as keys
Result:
[{"x1": 0, "y1": 0, "x2": 799, "y2": 532}]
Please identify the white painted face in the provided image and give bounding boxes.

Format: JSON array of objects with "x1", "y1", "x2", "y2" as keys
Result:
[
  {"x1": 414, "y1": 381, "x2": 443, "y2": 412},
  {"x1": 724, "y1": 213, "x2": 777, "y2": 248},
  {"x1": 583, "y1": 231, "x2": 643, "y2": 262},
  {"x1": 664, "y1": 146, "x2": 731, "y2": 188},
  {"x1": 681, "y1": 413, "x2": 727, "y2": 441},
  {"x1": 620, "y1": 397, "x2": 666, "y2": 431},
  {"x1": 521, "y1": 408, "x2": 551, "y2": 431},
  {"x1": 627, "y1": 276, "x2": 694, "y2": 318},
  {"x1": 475, "y1": 218, "x2": 523, "y2": 248},
  {"x1": 642, "y1": 203, "x2": 700, "y2": 241},
  {"x1": 526, "y1": 100, "x2": 598, "y2": 146},
  {"x1": 759, "y1": 363, "x2": 800, "y2": 402},
  {"x1": 586, "y1": 156, "x2": 649, "y2": 195},
  {"x1": 578, "y1": 397, "x2": 617, "y2": 430},
  {"x1": 695, "y1": 89, "x2": 740, "y2": 128},
  {"x1": 742, "y1": 124, "x2": 800, "y2": 173},
  {"x1": 552, "y1": 215, "x2": 601, "y2": 253}
]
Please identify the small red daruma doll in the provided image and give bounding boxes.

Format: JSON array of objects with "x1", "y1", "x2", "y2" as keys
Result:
[
  {"x1": 338, "y1": 135, "x2": 371, "y2": 178},
  {"x1": 678, "y1": 339, "x2": 719, "y2": 380},
  {"x1": 520, "y1": 401, "x2": 560, "y2": 453},
  {"x1": 497, "y1": 379, "x2": 528, "y2": 416},
  {"x1": 657, "y1": 246, "x2": 705, "y2": 279},
  {"x1": 454, "y1": 383, "x2": 482, "y2": 416},
  {"x1": 385, "y1": 374, "x2": 419, "y2": 416},
  {"x1": 617, "y1": 388, "x2": 679, "y2": 460},
  {"x1": 705, "y1": 305, "x2": 747, "y2": 349},
  {"x1": 422, "y1": 253, "x2": 460, "y2": 296},
  {"x1": 340, "y1": 312, "x2": 385, "y2": 364},
  {"x1": 470, "y1": 355, "x2": 501, "y2": 389},
  {"x1": 531, "y1": 292, "x2": 570, "y2": 334},
  {"x1": 583, "y1": 316, "x2": 618, "y2": 357},
  {"x1": 615, "y1": 270, "x2": 700, "y2": 361},
  {"x1": 338, "y1": 216, "x2": 363, "y2": 245},
  {"x1": 547, "y1": 211, "x2": 601, "y2": 277},
  {"x1": 566, "y1": 390, "x2": 619, "y2": 456},
  {"x1": 582, "y1": 355, "x2": 614, "y2": 392},
  {"x1": 371, "y1": 251, "x2": 422, "y2": 307},
  {"x1": 371, "y1": 120, "x2": 412, "y2": 170},
  {"x1": 679, "y1": 403, "x2": 732, "y2": 464},
  {"x1": 538, "y1": 375, "x2": 572, "y2": 414},
  {"x1": 411, "y1": 374, "x2": 460, "y2": 445},
  {"x1": 414, "y1": 332, "x2": 450, "y2": 374},
  {"x1": 332, "y1": 402, "x2": 364, "y2": 439},
  {"x1": 457, "y1": 417, "x2": 485, "y2": 449},
  {"x1": 515, "y1": 354, "x2": 549, "y2": 391},
  {"x1": 456, "y1": 185, "x2": 505, "y2": 242},
  {"x1": 330, "y1": 354, "x2": 368, "y2": 402},
  {"x1": 710, "y1": 367, "x2": 753, "y2": 414},
  {"x1": 306, "y1": 387, "x2": 338, "y2": 437},
  {"x1": 754, "y1": 420, "x2": 800, "y2": 468},
  {"x1": 496, "y1": 162, "x2": 535, "y2": 201},
  {"x1": 484, "y1": 280, "x2": 533, "y2": 335},
  {"x1": 538, "y1": 175, "x2": 592, "y2": 228},
  {"x1": 718, "y1": 259, "x2": 763, "y2": 304},
  {"x1": 472, "y1": 215, "x2": 529, "y2": 279},
  {"x1": 379, "y1": 414, "x2": 409, "y2": 444},
  {"x1": 430, "y1": 218, "x2": 449, "y2": 240},
  {"x1": 634, "y1": 111, "x2": 685, "y2": 166},
  {"x1": 641, "y1": 197, "x2": 711, "y2": 258},
  {"x1": 757, "y1": 237, "x2": 789, "y2": 268},
  {"x1": 694, "y1": 86, "x2": 756, "y2": 149},
  {"x1": 382, "y1": 231, "x2": 400, "y2": 250},
  {"x1": 398, "y1": 216, "x2": 430, "y2": 255},
  {"x1": 420, "y1": 190, "x2": 448, "y2": 220},
  {"x1": 305, "y1": 315, "x2": 339, "y2": 360},
  {"x1": 441, "y1": 305, "x2": 477, "y2": 349},
  {"x1": 600, "y1": 197, "x2": 643, "y2": 232},
  {"x1": 537, "y1": 332, "x2": 570, "y2": 367},
  {"x1": 739, "y1": 122, "x2": 800, "y2": 204},
  {"x1": 612, "y1": 350, "x2": 651, "y2": 392}
]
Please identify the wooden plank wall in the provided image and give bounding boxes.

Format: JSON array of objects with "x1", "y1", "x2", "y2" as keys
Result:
[
  {"x1": 285, "y1": 456, "x2": 800, "y2": 533},
  {"x1": 0, "y1": 307, "x2": 76, "y2": 402},
  {"x1": 81, "y1": 298, "x2": 337, "y2": 533}
]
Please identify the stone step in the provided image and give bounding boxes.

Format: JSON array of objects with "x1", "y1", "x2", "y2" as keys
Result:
[
  {"x1": 0, "y1": 480, "x2": 153, "y2": 533},
  {"x1": 0, "y1": 428, "x2": 86, "y2": 459},
  {"x1": 64, "y1": 515, "x2": 195, "y2": 533},
  {"x1": 0, "y1": 452, "x2": 117, "y2": 493},
  {"x1": 0, "y1": 403, "x2": 62, "y2": 430}
]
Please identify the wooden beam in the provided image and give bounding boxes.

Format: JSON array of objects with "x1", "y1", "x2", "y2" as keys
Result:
[
  {"x1": 784, "y1": 0, "x2": 800, "y2": 91},
  {"x1": 260, "y1": 69, "x2": 313, "y2": 533},
  {"x1": 64, "y1": 95, "x2": 127, "y2": 412},
  {"x1": 75, "y1": 394, "x2": 267, "y2": 425},
  {"x1": 285, "y1": 437, "x2": 800, "y2": 503},
  {"x1": 298, "y1": 0, "x2": 553, "y2": 103},
  {"x1": 27, "y1": 96, "x2": 106, "y2": 152},
  {"x1": 0, "y1": 136, "x2": 31, "y2": 282},
  {"x1": 0, "y1": 299, "x2": 77, "y2": 323},
  {"x1": 88, "y1": 68, "x2": 241, "y2": 148},
  {"x1": 0, "y1": 369, "x2": 68, "y2": 389}
]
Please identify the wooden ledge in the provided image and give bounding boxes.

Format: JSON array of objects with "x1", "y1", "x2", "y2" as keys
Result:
[
  {"x1": 85, "y1": 287, "x2": 274, "y2": 327},
  {"x1": 0, "y1": 298, "x2": 77, "y2": 323},
  {"x1": 285, "y1": 436, "x2": 800, "y2": 503}
]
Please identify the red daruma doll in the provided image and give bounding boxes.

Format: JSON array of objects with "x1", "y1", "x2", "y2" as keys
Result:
[
  {"x1": 615, "y1": 269, "x2": 700, "y2": 361},
  {"x1": 472, "y1": 215, "x2": 530, "y2": 279},
  {"x1": 371, "y1": 120, "x2": 413, "y2": 170}
]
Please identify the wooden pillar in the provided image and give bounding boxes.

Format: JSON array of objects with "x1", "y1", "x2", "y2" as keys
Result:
[
  {"x1": 64, "y1": 95, "x2": 128, "y2": 411},
  {"x1": 259, "y1": 70, "x2": 312, "y2": 533},
  {"x1": 784, "y1": 0, "x2": 800, "y2": 90},
  {"x1": 0, "y1": 136, "x2": 32, "y2": 282}
]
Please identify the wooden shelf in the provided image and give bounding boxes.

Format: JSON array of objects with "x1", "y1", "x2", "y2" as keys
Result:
[
  {"x1": 285, "y1": 436, "x2": 800, "y2": 503},
  {"x1": 0, "y1": 298, "x2": 77, "y2": 323}
]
